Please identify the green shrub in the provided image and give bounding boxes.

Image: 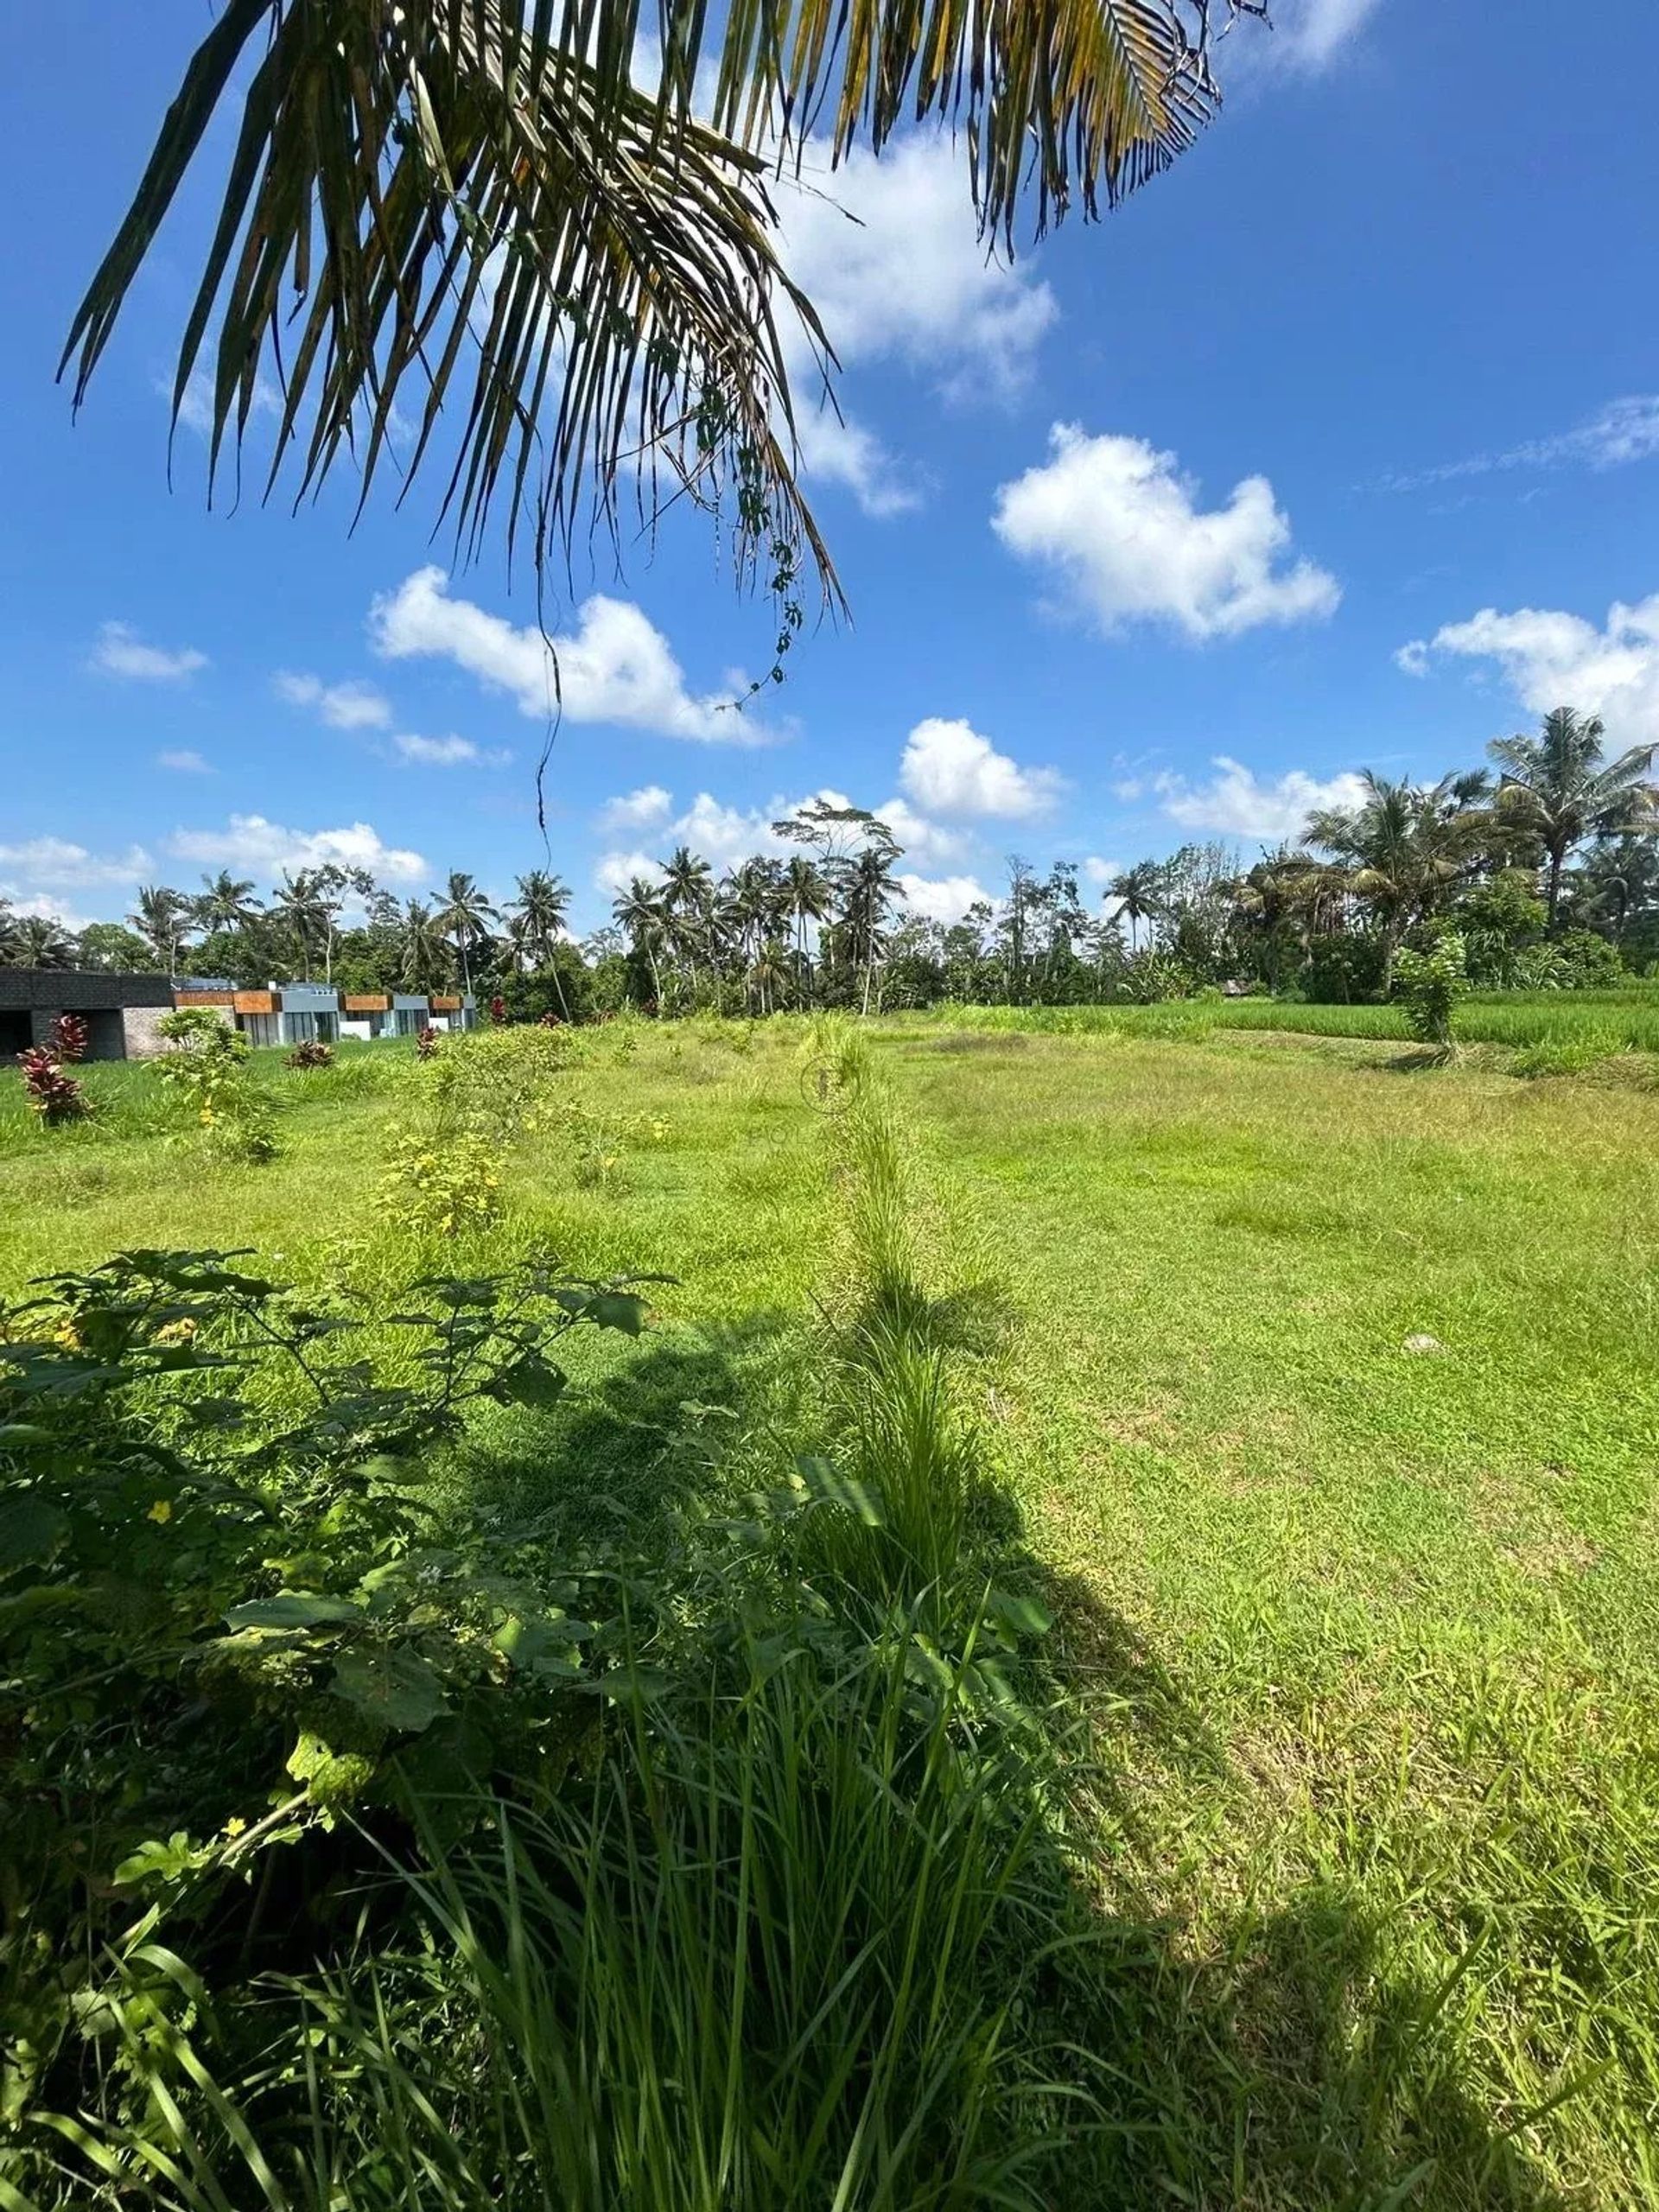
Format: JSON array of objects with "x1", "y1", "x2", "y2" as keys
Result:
[
  {"x1": 1394, "y1": 932, "x2": 1469, "y2": 1047},
  {"x1": 0, "y1": 1246, "x2": 657, "y2": 2068},
  {"x1": 155, "y1": 1007, "x2": 278, "y2": 1162}
]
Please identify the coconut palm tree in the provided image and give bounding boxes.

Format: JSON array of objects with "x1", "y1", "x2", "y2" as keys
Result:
[
  {"x1": 611, "y1": 876, "x2": 669, "y2": 1009},
  {"x1": 194, "y1": 869, "x2": 262, "y2": 936},
  {"x1": 507, "y1": 871, "x2": 572, "y2": 970},
  {"x1": 270, "y1": 870, "x2": 329, "y2": 981},
  {"x1": 842, "y1": 847, "x2": 902, "y2": 1014},
  {"x1": 129, "y1": 884, "x2": 194, "y2": 979},
  {"x1": 1109, "y1": 862, "x2": 1165, "y2": 954},
  {"x1": 1487, "y1": 709, "x2": 1659, "y2": 931},
  {"x1": 0, "y1": 899, "x2": 18, "y2": 966},
  {"x1": 430, "y1": 871, "x2": 499, "y2": 994},
  {"x1": 396, "y1": 900, "x2": 450, "y2": 995},
  {"x1": 65, "y1": 3, "x2": 1241, "y2": 622},
  {"x1": 13, "y1": 915, "x2": 78, "y2": 969},
  {"x1": 1304, "y1": 772, "x2": 1488, "y2": 992},
  {"x1": 785, "y1": 855, "x2": 830, "y2": 1005}
]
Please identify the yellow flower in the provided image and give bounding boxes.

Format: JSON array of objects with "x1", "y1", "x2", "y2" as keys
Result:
[
  {"x1": 155, "y1": 1317, "x2": 197, "y2": 1345},
  {"x1": 147, "y1": 1499, "x2": 173, "y2": 1524},
  {"x1": 223, "y1": 1815, "x2": 247, "y2": 1839}
]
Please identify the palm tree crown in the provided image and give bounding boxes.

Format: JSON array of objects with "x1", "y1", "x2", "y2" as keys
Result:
[
  {"x1": 1488, "y1": 708, "x2": 1658, "y2": 929},
  {"x1": 65, "y1": 1, "x2": 1243, "y2": 614},
  {"x1": 431, "y1": 871, "x2": 499, "y2": 992}
]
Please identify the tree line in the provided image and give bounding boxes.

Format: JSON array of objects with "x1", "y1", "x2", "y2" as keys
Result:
[{"x1": 4, "y1": 710, "x2": 1656, "y2": 1014}]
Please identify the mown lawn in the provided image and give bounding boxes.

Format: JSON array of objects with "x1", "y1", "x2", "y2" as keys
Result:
[{"x1": 883, "y1": 1021, "x2": 1659, "y2": 2207}]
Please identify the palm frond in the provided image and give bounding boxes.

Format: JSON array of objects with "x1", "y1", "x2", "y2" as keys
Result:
[{"x1": 62, "y1": 0, "x2": 1249, "y2": 606}]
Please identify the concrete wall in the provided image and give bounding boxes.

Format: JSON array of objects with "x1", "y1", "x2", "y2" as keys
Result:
[{"x1": 121, "y1": 1007, "x2": 176, "y2": 1060}]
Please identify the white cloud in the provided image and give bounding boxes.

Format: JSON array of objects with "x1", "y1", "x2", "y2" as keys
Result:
[
  {"x1": 0, "y1": 891, "x2": 100, "y2": 931},
  {"x1": 897, "y1": 873, "x2": 992, "y2": 926},
  {"x1": 1402, "y1": 595, "x2": 1659, "y2": 746},
  {"x1": 0, "y1": 836, "x2": 153, "y2": 888},
  {"x1": 156, "y1": 748, "x2": 213, "y2": 774},
  {"x1": 993, "y1": 427, "x2": 1340, "y2": 641},
  {"x1": 168, "y1": 815, "x2": 427, "y2": 883},
  {"x1": 92, "y1": 622, "x2": 208, "y2": 682},
  {"x1": 276, "y1": 671, "x2": 393, "y2": 731},
  {"x1": 1394, "y1": 639, "x2": 1431, "y2": 677},
  {"x1": 899, "y1": 716, "x2": 1063, "y2": 819},
  {"x1": 1383, "y1": 395, "x2": 1659, "y2": 493},
  {"x1": 778, "y1": 139, "x2": 1056, "y2": 400},
  {"x1": 1153, "y1": 757, "x2": 1370, "y2": 841},
  {"x1": 772, "y1": 135, "x2": 1056, "y2": 515},
  {"x1": 1083, "y1": 855, "x2": 1124, "y2": 891},
  {"x1": 1225, "y1": 0, "x2": 1384, "y2": 75},
  {"x1": 371, "y1": 568, "x2": 764, "y2": 744},
  {"x1": 391, "y1": 732, "x2": 509, "y2": 767},
  {"x1": 600, "y1": 785, "x2": 675, "y2": 831},
  {"x1": 169, "y1": 368, "x2": 281, "y2": 437},
  {"x1": 594, "y1": 849, "x2": 664, "y2": 899}
]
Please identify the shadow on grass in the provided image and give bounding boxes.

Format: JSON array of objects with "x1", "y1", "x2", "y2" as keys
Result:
[
  {"x1": 449, "y1": 1309, "x2": 802, "y2": 1548},
  {"x1": 992, "y1": 1543, "x2": 1568, "y2": 2209}
]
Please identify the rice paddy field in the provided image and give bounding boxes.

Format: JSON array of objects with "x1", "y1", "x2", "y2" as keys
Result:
[{"x1": 3, "y1": 1006, "x2": 1657, "y2": 2207}]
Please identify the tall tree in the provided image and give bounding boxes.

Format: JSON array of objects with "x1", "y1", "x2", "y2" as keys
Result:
[
  {"x1": 396, "y1": 899, "x2": 450, "y2": 995},
  {"x1": 612, "y1": 876, "x2": 669, "y2": 1009},
  {"x1": 270, "y1": 870, "x2": 329, "y2": 982},
  {"x1": 1488, "y1": 708, "x2": 1659, "y2": 931},
  {"x1": 65, "y1": 2, "x2": 1243, "y2": 632},
  {"x1": 1109, "y1": 862, "x2": 1165, "y2": 954},
  {"x1": 785, "y1": 855, "x2": 830, "y2": 1006},
  {"x1": 1304, "y1": 772, "x2": 1489, "y2": 990},
  {"x1": 430, "y1": 871, "x2": 499, "y2": 993},
  {"x1": 129, "y1": 885, "x2": 194, "y2": 979},
  {"x1": 194, "y1": 869, "x2": 262, "y2": 935}
]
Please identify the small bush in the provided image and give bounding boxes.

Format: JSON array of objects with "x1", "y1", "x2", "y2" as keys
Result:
[
  {"x1": 1510, "y1": 1027, "x2": 1624, "y2": 1077},
  {"x1": 48, "y1": 1012, "x2": 90, "y2": 1064},
  {"x1": 1395, "y1": 932, "x2": 1469, "y2": 1047},
  {"x1": 16, "y1": 1044, "x2": 92, "y2": 1127},
  {"x1": 156, "y1": 1007, "x2": 278, "y2": 1160},
  {"x1": 416, "y1": 1023, "x2": 441, "y2": 1059},
  {"x1": 284, "y1": 1036, "x2": 335, "y2": 1071}
]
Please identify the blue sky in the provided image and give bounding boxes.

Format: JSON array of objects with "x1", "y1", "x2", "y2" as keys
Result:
[{"x1": 4, "y1": 0, "x2": 1659, "y2": 935}]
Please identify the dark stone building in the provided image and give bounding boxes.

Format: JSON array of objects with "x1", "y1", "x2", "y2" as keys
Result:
[{"x1": 0, "y1": 970, "x2": 175, "y2": 1061}]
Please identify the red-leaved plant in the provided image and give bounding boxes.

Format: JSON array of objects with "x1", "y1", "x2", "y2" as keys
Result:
[
  {"x1": 416, "y1": 1026, "x2": 440, "y2": 1061},
  {"x1": 284, "y1": 1039, "x2": 334, "y2": 1071},
  {"x1": 18, "y1": 1046, "x2": 92, "y2": 1127},
  {"x1": 489, "y1": 995, "x2": 507, "y2": 1026},
  {"x1": 49, "y1": 1014, "x2": 90, "y2": 1064}
]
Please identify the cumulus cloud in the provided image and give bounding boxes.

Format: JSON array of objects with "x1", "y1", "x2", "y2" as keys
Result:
[
  {"x1": 897, "y1": 873, "x2": 993, "y2": 926},
  {"x1": 1153, "y1": 757, "x2": 1369, "y2": 841},
  {"x1": 276, "y1": 671, "x2": 393, "y2": 731},
  {"x1": 0, "y1": 836, "x2": 153, "y2": 888},
  {"x1": 993, "y1": 427, "x2": 1340, "y2": 641},
  {"x1": 1400, "y1": 595, "x2": 1659, "y2": 746},
  {"x1": 594, "y1": 849, "x2": 664, "y2": 899},
  {"x1": 371, "y1": 568, "x2": 764, "y2": 744},
  {"x1": 168, "y1": 815, "x2": 426, "y2": 882},
  {"x1": 92, "y1": 622, "x2": 208, "y2": 682},
  {"x1": 600, "y1": 785, "x2": 675, "y2": 831},
  {"x1": 1083, "y1": 855, "x2": 1124, "y2": 891},
  {"x1": 156, "y1": 748, "x2": 213, "y2": 774},
  {"x1": 899, "y1": 716, "x2": 1063, "y2": 819},
  {"x1": 391, "y1": 733, "x2": 509, "y2": 767},
  {"x1": 772, "y1": 135, "x2": 1056, "y2": 515}
]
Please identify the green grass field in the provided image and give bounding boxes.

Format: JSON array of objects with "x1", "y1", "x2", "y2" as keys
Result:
[{"x1": 3, "y1": 1017, "x2": 1656, "y2": 2204}]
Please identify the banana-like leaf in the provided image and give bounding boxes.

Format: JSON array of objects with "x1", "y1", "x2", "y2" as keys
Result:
[{"x1": 63, "y1": 1, "x2": 1249, "y2": 600}]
